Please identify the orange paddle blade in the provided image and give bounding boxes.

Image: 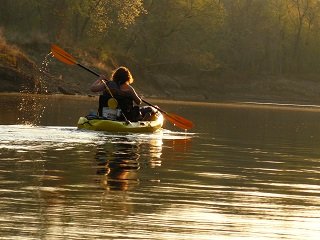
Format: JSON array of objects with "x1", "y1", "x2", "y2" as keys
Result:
[
  {"x1": 51, "y1": 44, "x2": 77, "y2": 65},
  {"x1": 164, "y1": 112, "x2": 194, "y2": 130}
]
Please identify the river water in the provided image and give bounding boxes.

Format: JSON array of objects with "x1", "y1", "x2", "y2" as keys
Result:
[{"x1": 1, "y1": 93, "x2": 320, "y2": 239}]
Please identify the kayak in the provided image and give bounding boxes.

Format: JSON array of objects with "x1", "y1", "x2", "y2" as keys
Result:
[{"x1": 77, "y1": 113, "x2": 164, "y2": 133}]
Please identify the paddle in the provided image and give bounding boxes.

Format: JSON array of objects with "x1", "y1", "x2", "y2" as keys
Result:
[
  {"x1": 141, "y1": 99, "x2": 193, "y2": 130},
  {"x1": 51, "y1": 44, "x2": 194, "y2": 130},
  {"x1": 51, "y1": 45, "x2": 118, "y2": 110}
]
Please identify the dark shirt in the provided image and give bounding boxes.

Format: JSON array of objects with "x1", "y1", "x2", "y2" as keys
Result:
[{"x1": 98, "y1": 80, "x2": 136, "y2": 120}]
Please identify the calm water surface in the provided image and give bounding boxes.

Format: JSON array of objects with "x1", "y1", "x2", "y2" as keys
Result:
[{"x1": 1, "y1": 93, "x2": 320, "y2": 239}]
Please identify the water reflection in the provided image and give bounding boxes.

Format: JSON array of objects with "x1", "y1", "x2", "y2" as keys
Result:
[
  {"x1": 4, "y1": 94, "x2": 320, "y2": 239},
  {"x1": 167, "y1": 137, "x2": 192, "y2": 153},
  {"x1": 94, "y1": 135, "x2": 164, "y2": 191},
  {"x1": 95, "y1": 140, "x2": 140, "y2": 191}
]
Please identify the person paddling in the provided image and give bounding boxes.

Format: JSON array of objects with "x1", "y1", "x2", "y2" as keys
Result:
[
  {"x1": 90, "y1": 66, "x2": 155, "y2": 121},
  {"x1": 51, "y1": 44, "x2": 193, "y2": 129}
]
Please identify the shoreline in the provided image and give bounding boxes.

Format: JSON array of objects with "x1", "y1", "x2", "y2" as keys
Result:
[{"x1": 2, "y1": 92, "x2": 320, "y2": 113}]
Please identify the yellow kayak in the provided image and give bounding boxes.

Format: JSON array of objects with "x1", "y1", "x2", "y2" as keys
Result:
[{"x1": 77, "y1": 113, "x2": 164, "y2": 133}]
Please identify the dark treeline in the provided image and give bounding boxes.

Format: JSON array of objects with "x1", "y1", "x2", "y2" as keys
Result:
[{"x1": 1, "y1": 0, "x2": 320, "y2": 101}]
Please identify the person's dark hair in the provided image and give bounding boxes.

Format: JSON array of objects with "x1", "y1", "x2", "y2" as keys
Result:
[{"x1": 112, "y1": 66, "x2": 134, "y2": 85}]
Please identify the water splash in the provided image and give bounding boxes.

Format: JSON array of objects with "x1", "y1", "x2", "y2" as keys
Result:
[
  {"x1": 35, "y1": 52, "x2": 53, "y2": 94},
  {"x1": 17, "y1": 52, "x2": 53, "y2": 125},
  {"x1": 16, "y1": 94, "x2": 46, "y2": 125}
]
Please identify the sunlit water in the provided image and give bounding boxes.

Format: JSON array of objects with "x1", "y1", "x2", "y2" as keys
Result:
[{"x1": 1, "y1": 93, "x2": 320, "y2": 239}]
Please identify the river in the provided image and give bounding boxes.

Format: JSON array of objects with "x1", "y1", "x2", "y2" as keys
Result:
[{"x1": 1, "y1": 93, "x2": 320, "y2": 239}]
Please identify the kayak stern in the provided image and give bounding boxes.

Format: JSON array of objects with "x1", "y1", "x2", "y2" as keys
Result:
[{"x1": 77, "y1": 114, "x2": 163, "y2": 133}]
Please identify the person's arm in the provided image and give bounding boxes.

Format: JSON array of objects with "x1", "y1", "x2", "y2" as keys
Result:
[
  {"x1": 90, "y1": 75, "x2": 107, "y2": 92},
  {"x1": 128, "y1": 86, "x2": 142, "y2": 105}
]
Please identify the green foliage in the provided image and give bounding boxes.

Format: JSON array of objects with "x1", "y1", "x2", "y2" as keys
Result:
[
  {"x1": 0, "y1": 0, "x2": 145, "y2": 43},
  {"x1": 1, "y1": 0, "x2": 320, "y2": 78}
]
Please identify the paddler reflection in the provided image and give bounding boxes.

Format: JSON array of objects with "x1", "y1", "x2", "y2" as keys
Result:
[
  {"x1": 94, "y1": 134, "x2": 192, "y2": 190},
  {"x1": 95, "y1": 141, "x2": 140, "y2": 191}
]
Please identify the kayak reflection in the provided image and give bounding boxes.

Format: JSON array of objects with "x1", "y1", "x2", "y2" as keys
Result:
[
  {"x1": 95, "y1": 141, "x2": 139, "y2": 191},
  {"x1": 95, "y1": 135, "x2": 163, "y2": 191}
]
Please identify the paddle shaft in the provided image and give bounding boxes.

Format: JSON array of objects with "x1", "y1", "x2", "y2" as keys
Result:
[
  {"x1": 78, "y1": 63, "x2": 99, "y2": 77},
  {"x1": 142, "y1": 99, "x2": 166, "y2": 114}
]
